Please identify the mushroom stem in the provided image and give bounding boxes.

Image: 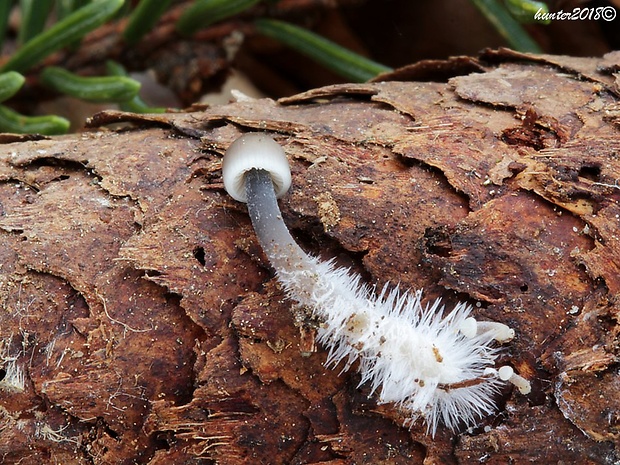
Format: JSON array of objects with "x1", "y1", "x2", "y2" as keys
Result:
[
  {"x1": 245, "y1": 168, "x2": 310, "y2": 273},
  {"x1": 477, "y1": 321, "x2": 515, "y2": 343}
]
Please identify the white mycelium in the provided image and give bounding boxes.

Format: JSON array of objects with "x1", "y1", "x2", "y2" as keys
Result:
[{"x1": 222, "y1": 133, "x2": 530, "y2": 435}]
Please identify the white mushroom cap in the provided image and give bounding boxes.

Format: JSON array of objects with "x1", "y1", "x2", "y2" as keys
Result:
[
  {"x1": 222, "y1": 133, "x2": 292, "y2": 202},
  {"x1": 459, "y1": 317, "x2": 478, "y2": 338}
]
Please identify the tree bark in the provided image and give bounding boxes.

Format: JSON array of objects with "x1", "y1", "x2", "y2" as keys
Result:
[{"x1": 0, "y1": 48, "x2": 618, "y2": 464}]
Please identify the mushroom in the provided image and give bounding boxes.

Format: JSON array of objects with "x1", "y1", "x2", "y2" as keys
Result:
[
  {"x1": 222, "y1": 132, "x2": 529, "y2": 435},
  {"x1": 460, "y1": 317, "x2": 515, "y2": 343},
  {"x1": 222, "y1": 133, "x2": 306, "y2": 275},
  {"x1": 498, "y1": 365, "x2": 532, "y2": 395}
]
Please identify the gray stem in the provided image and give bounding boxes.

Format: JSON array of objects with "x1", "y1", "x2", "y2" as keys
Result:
[{"x1": 245, "y1": 168, "x2": 311, "y2": 274}]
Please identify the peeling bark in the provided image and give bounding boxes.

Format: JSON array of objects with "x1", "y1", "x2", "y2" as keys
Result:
[{"x1": 0, "y1": 49, "x2": 618, "y2": 464}]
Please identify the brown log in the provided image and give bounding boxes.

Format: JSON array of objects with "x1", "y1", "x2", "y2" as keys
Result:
[{"x1": 0, "y1": 49, "x2": 618, "y2": 464}]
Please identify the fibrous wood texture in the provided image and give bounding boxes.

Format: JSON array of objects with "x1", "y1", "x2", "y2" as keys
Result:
[{"x1": 0, "y1": 49, "x2": 619, "y2": 464}]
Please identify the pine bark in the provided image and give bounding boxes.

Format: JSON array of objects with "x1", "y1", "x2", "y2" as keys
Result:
[{"x1": 0, "y1": 49, "x2": 618, "y2": 464}]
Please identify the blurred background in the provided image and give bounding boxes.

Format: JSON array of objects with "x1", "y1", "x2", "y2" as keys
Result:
[{"x1": 0, "y1": 0, "x2": 618, "y2": 133}]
